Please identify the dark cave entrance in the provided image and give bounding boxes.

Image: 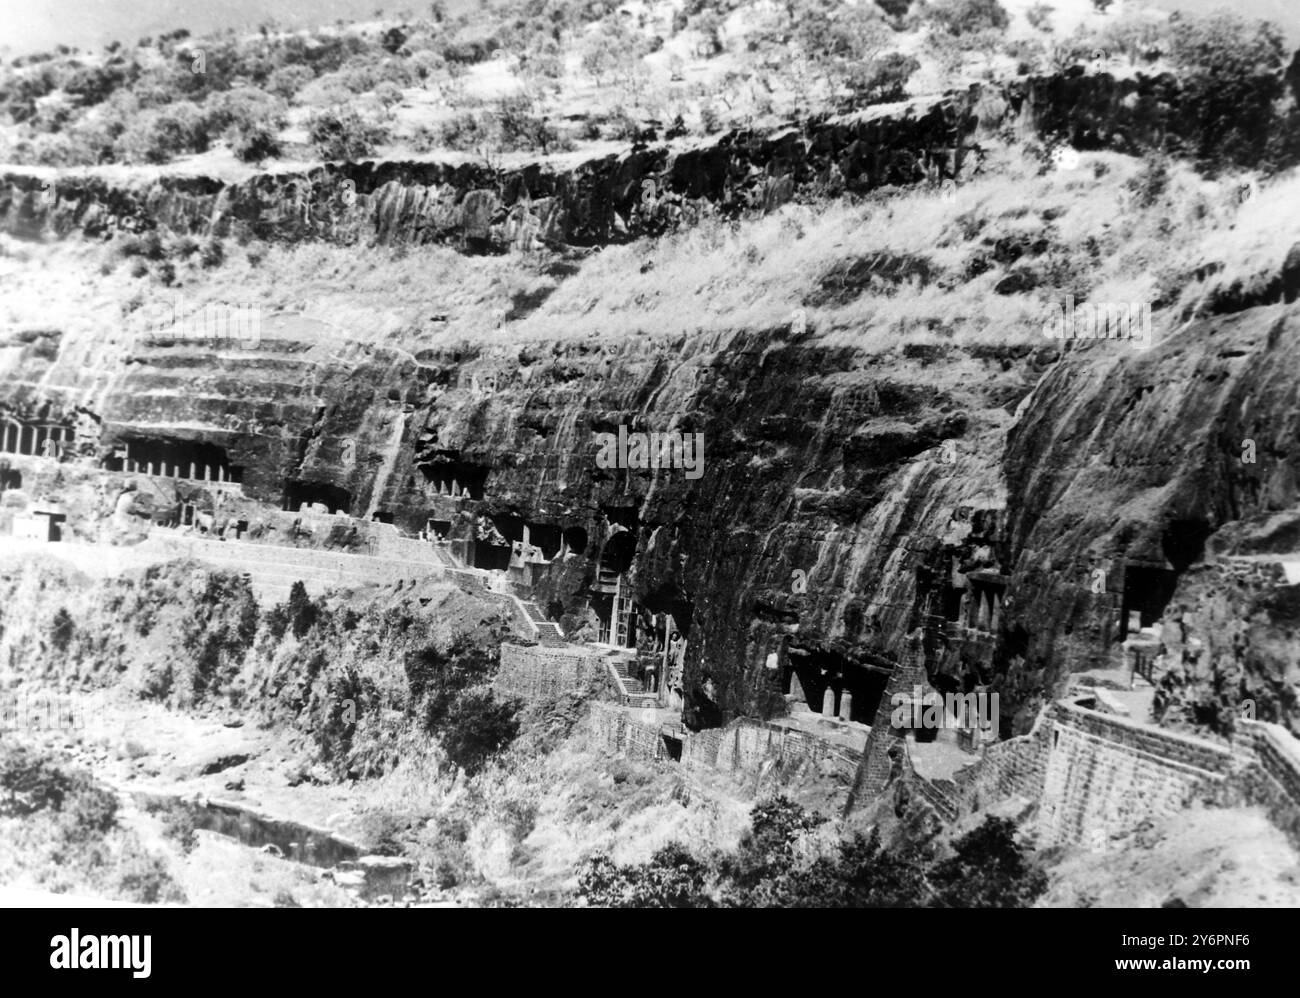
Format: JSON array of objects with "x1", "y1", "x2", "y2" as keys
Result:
[
  {"x1": 661, "y1": 735, "x2": 683, "y2": 762},
  {"x1": 105, "y1": 437, "x2": 243, "y2": 483},
  {"x1": 283, "y1": 480, "x2": 352, "y2": 514},
  {"x1": 942, "y1": 584, "x2": 963, "y2": 622},
  {"x1": 590, "y1": 530, "x2": 639, "y2": 646},
  {"x1": 417, "y1": 457, "x2": 487, "y2": 499},
  {"x1": 473, "y1": 541, "x2": 512, "y2": 571},
  {"x1": 785, "y1": 647, "x2": 887, "y2": 723},
  {"x1": 1120, "y1": 563, "x2": 1180, "y2": 638},
  {"x1": 563, "y1": 526, "x2": 588, "y2": 556},
  {"x1": 1, "y1": 417, "x2": 73, "y2": 458},
  {"x1": 425, "y1": 518, "x2": 452, "y2": 539},
  {"x1": 0, "y1": 466, "x2": 21, "y2": 491},
  {"x1": 526, "y1": 522, "x2": 562, "y2": 559},
  {"x1": 598, "y1": 530, "x2": 636, "y2": 577},
  {"x1": 490, "y1": 513, "x2": 524, "y2": 544},
  {"x1": 1162, "y1": 518, "x2": 1212, "y2": 573}
]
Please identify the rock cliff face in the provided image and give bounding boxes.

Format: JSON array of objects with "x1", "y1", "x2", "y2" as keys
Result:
[
  {"x1": 3, "y1": 68, "x2": 1299, "y2": 745},
  {"x1": 5, "y1": 70, "x2": 1292, "y2": 253},
  {"x1": 999, "y1": 305, "x2": 1300, "y2": 731}
]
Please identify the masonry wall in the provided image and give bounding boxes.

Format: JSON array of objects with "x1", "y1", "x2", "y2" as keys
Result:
[
  {"x1": 1036, "y1": 716, "x2": 1227, "y2": 848},
  {"x1": 951, "y1": 705, "x2": 1054, "y2": 813},
  {"x1": 595, "y1": 706, "x2": 864, "y2": 797},
  {"x1": 929, "y1": 696, "x2": 1300, "y2": 852},
  {"x1": 494, "y1": 643, "x2": 604, "y2": 702},
  {"x1": 1233, "y1": 721, "x2": 1300, "y2": 847}
]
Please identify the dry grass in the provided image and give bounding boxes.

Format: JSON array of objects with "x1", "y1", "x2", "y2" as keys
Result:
[{"x1": 4, "y1": 138, "x2": 1296, "y2": 388}]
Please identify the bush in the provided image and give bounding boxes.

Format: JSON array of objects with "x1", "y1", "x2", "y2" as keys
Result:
[
  {"x1": 926, "y1": 0, "x2": 1009, "y2": 36},
  {"x1": 199, "y1": 238, "x2": 225, "y2": 268},
  {"x1": 1127, "y1": 151, "x2": 1170, "y2": 208},
  {"x1": 1167, "y1": 12, "x2": 1288, "y2": 170},
  {"x1": 50, "y1": 607, "x2": 75, "y2": 652},
  {"x1": 113, "y1": 99, "x2": 209, "y2": 163},
  {"x1": 495, "y1": 94, "x2": 562, "y2": 153},
  {"x1": 161, "y1": 803, "x2": 197, "y2": 854},
  {"x1": 205, "y1": 89, "x2": 286, "y2": 162},
  {"x1": 0, "y1": 745, "x2": 77, "y2": 817},
  {"x1": 307, "y1": 104, "x2": 389, "y2": 160},
  {"x1": 437, "y1": 690, "x2": 520, "y2": 776},
  {"x1": 929, "y1": 816, "x2": 1048, "y2": 907},
  {"x1": 405, "y1": 634, "x2": 497, "y2": 721},
  {"x1": 847, "y1": 52, "x2": 920, "y2": 104},
  {"x1": 576, "y1": 798, "x2": 1047, "y2": 908},
  {"x1": 1026, "y1": 2, "x2": 1053, "y2": 32},
  {"x1": 267, "y1": 63, "x2": 316, "y2": 101},
  {"x1": 116, "y1": 838, "x2": 186, "y2": 904},
  {"x1": 578, "y1": 844, "x2": 713, "y2": 907},
  {"x1": 285, "y1": 580, "x2": 318, "y2": 639},
  {"x1": 436, "y1": 111, "x2": 494, "y2": 152}
]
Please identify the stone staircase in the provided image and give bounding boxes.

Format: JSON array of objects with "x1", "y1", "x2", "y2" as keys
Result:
[
  {"x1": 517, "y1": 598, "x2": 566, "y2": 645},
  {"x1": 606, "y1": 656, "x2": 657, "y2": 709}
]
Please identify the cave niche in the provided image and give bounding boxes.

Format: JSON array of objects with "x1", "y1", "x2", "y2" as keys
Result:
[{"x1": 283, "y1": 479, "x2": 351, "y2": 514}]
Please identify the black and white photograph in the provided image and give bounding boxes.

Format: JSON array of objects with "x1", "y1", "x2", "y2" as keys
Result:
[{"x1": 0, "y1": 0, "x2": 1296, "y2": 936}]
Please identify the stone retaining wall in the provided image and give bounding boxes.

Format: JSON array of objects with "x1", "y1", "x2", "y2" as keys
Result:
[
  {"x1": 494, "y1": 643, "x2": 605, "y2": 702},
  {"x1": 925, "y1": 696, "x2": 1300, "y2": 851}
]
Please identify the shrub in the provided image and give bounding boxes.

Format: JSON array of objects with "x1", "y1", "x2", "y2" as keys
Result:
[
  {"x1": 373, "y1": 80, "x2": 404, "y2": 109},
  {"x1": 1167, "y1": 12, "x2": 1287, "y2": 170},
  {"x1": 1127, "y1": 151, "x2": 1170, "y2": 208},
  {"x1": 1026, "y1": 2, "x2": 1053, "y2": 32},
  {"x1": 437, "y1": 690, "x2": 520, "y2": 776},
  {"x1": 205, "y1": 89, "x2": 287, "y2": 162},
  {"x1": 360, "y1": 808, "x2": 407, "y2": 855},
  {"x1": 575, "y1": 800, "x2": 1046, "y2": 908},
  {"x1": 199, "y1": 238, "x2": 225, "y2": 268},
  {"x1": 381, "y1": 26, "x2": 409, "y2": 55},
  {"x1": 113, "y1": 99, "x2": 208, "y2": 163},
  {"x1": 306, "y1": 104, "x2": 389, "y2": 160},
  {"x1": 286, "y1": 580, "x2": 318, "y2": 638},
  {"x1": 928, "y1": 816, "x2": 1048, "y2": 907},
  {"x1": 926, "y1": 0, "x2": 1009, "y2": 36},
  {"x1": 496, "y1": 94, "x2": 562, "y2": 153},
  {"x1": 161, "y1": 803, "x2": 197, "y2": 854},
  {"x1": 116, "y1": 838, "x2": 186, "y2": 904},
  {"x1": 0, "y1": 745, "x2": 77, "y2": 816},
  {"x1": 50, "y1": 607, "x2": 75, "y2": 652},
  {"x1": 226, "y1": 114, "x2": 282, "y2": 161},
  {"x1": 577, "y1": 844, "x2": 713, "y2": 907},
  {"x1": 436, "y1": 111, "x2": 494, "y2": 152},
  {"x1": 267, "y1": 63, "x2": 316, "y2": 101},
  {"x1": 847, "y1": 52, "x2": 920, "y2": 104},
  {"x1": 405, "y1": 634, "x2": 496, "y2": 718},
  {"x1": 265, "y1": 603, "x2": 289, "y2": 641}
]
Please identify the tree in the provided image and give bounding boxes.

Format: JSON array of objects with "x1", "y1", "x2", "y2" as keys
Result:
[
  {"x1": 286, "y1": 580, "x2": 318, "y2": 637},
  {"x1": 577, "y1": 844, "x2": 714, "y2": 907},
  {"x1": 306, "y1": 104, "x2": 390, "y2": 160},
  {"x1": 846, "y1": 51, "x2": 920, "y2": 105},
  {"x1": 50, "y1": 607, "x2": 75, "y2": 652},
  {"x1": 1168, "y1": 12, "x2": 1287, "y2": 169},
  {"x1": 928, "y1": 816, "x2": 1048, "y2": 907},
  {"x1": 926, "y1": 0, "x2": 1009, "y2": 36},
  {"x1": 1026, "y1": 3, "x2": 1053, "y2": 33},
  {"x1": 437, "y1": 690, "x2": 520, "y2": 775}
]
